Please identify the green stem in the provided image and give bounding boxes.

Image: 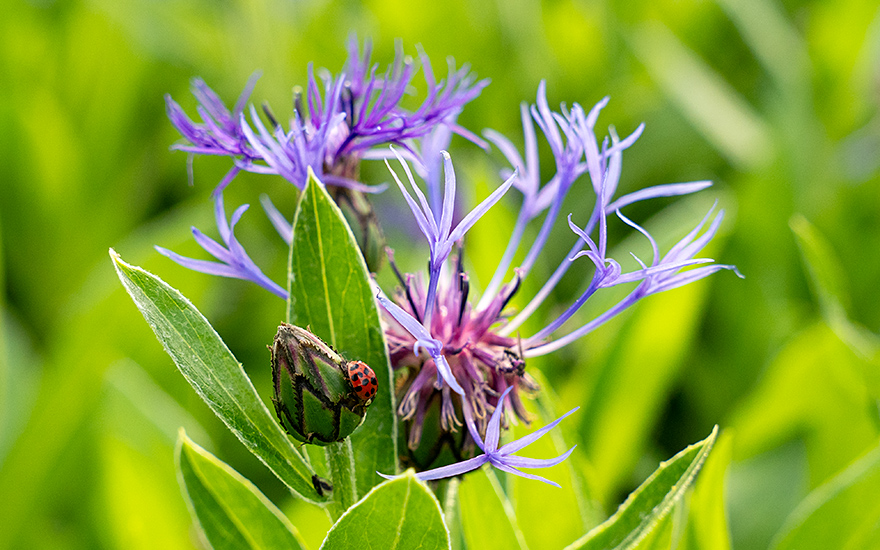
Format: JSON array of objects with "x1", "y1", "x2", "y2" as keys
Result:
[{"x1": 325, "y1": 438, "x2": 358, "y2": 520}]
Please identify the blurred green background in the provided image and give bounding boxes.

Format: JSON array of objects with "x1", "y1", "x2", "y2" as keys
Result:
[{"x1": 2, "y1": 0, "x2": 880, "y2": 548}]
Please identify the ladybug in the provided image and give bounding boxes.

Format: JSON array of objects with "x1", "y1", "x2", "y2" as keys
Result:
[{"x1": 346, "y1": 360, "x2": 378, "y2": 402}]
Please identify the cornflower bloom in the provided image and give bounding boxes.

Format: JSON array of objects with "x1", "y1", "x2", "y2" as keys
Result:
[
  {"x1": 164, "y1": 36, "x2": 487, "y2": 270},
  {"x1": 165, "y1": 36, "x2": 487, "y2": 195},
  {"x1": 159, "y1": 74, "x2": 740, "y2": 479},
  {"x1": 373, "y1": 83, "x2": 740, "y2": 468}
]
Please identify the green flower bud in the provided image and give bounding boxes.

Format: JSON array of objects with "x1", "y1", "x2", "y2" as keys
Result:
[{"x1": 270, "y1": 323, "x2": 376, "y2": 446}]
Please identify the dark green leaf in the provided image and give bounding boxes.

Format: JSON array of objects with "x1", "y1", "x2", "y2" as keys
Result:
[
  {"x1": 320, "y1": 472, "x2": 449, "y2": 550},
  {"x1": 287, "y1": 172, "x2": 397, "y2": 497},
  {"x1": 566, "y1": 427, "x2": 718, "y2": 550},
  {"x1": 110, "y1": 250, "x2": 322, "y2": 502},
  {"x1": 791, "y1": 214, "x2": 879, "y2": 360},
  {"x1": 176, "y1": 431, "x2": 307, "y2": 550}
]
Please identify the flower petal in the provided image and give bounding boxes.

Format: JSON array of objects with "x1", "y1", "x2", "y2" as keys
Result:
[
  {"x1": 501, "y1": 446, "x2": 577, "y2": 469},
  {"x1": 489, "y1": 460, "x2": 561, "y2": 488},
  {"x1": 497, "y1": 406, "x2": 580, "y2": 455},
  {"x1": 484, "y1": 386, "x2": 514, "y2": 452}
]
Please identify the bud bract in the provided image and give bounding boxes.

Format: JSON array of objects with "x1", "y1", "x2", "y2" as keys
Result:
[{"x1": 271, "y1": 323, "x2": 375, "y2": 445}]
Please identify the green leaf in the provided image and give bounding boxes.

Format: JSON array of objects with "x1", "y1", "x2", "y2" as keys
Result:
[
  {"x1": 110, "y1": 250, "x2": 323, "y2": 502},
  {"x1": 459, "y1": 468, "x2": 529, "y2": 550},
  {"x1": 577, "y1": 279, "x2": 712, "y2": 504},
  {"x1": 511, "y1": 372, "x2": 601, "y2": 549},
  {"x1": 287, "y1": 172, "x2": 397, "y2": 498},
  {"x1": 729, "y1": 322, "x2": 879, "y2": 485},
  {"x1": 627, "y1": 21, "x2": 773, "y2": 170},
  {"x1": 681, "y1": 431, "x2": 733, "y2": 550},
  {"x1": 770, "y1": 437, "x2": 880, "y2": 550},
  {"x1": 176, "y1": 431, "x2": 307, "y2": 550},
  {"x1": 320, "y1": 471, "x2": 449, "y2": 550},
  {"x1": 791, "y1": 214, "x2": 879, "y2": 360},
  {"x1": 565, "y1": 426, "x2": 718, "y2": 550},
  {"x1": 100, "y1": 362, "x2": 208, "y2": 550}
]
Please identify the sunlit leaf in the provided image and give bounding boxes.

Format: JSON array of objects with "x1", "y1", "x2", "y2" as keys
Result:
[
  {"x1": 729, "y1": 322, "x2": 879, "y2": 485},
  {"x1": 565, "y1": 427, "x2": 717, "y2": 550},
  {"x1": 177, "y1": 431, "x2": 307, "y2": 550},
  {"x1": 577, "y1": 280, "x2": 710, "y2": 504},
  {"x1": 770, "y1": 437, "x2": 880, "y2": 550},
  {"x1": 287, "y1": 172, "x2": 397, "y2": 499},
  {"x1": 681, "y1": 431, "x2": 734, "y2": 550},
  {"x1": 320, "y1": 471, "x2": 449, "y2": 550},
  {"x1": 100, "y1": 362, "x2": 208, "y2": 550},
  {"x1": 459, "y1": 468, "x2": 528, "y2": 550},
  {"x1": 111, "y1": 250, "x2": 322, "y2": 501}
]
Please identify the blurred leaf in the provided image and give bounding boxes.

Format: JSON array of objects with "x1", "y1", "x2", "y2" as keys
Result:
[
  {"x1": 283, "y1": 498, "x2": 333, "y2": 550},
  {"x1": 791, "y1": 214, "x2": 880, "y2": 361},
  {"x1": 681, "y1": 431, "x2": 734, "y2": 550},
  {"x1": 177, "y1": 431, "x2": 307, "y2": 550},
  {"x1": 578, "y1": 279, "x2": 711, "y2": 504},
  {"x1": 512, "y1": 371, "x2": 601, "y2": 549},
  {"x1": 100, "y1": 362, "x2": 208, "y2": 550},
  {"x1": 627, "y1": 21, "x2": 774, "y2": 170},
  {"x1": 320, "y1": 471, "x2": 449, "y2": 550},
  {"x1": 565, "y1": 426, "x2": 717, "y2": 550},
  {"x1": 287, "y1": 172, "x2": 397, "y2": 499},
  {"x1": 110, "y1": 250, "x2": 322, "y2": 502},
  {"x1": 770, "y1": 437, "x2": 880, "y2": 550},
  {"x1": 729, "y1": 322, "x2": 880, "y2": 485},
  {"x1": 440, "y1": 479, "x2": 465, "y2": 550},
  {"x1": 726, "y1": 441, "x2": 808, "y2": 550},
  {"x1": 459, "y1": 468, "x2": 528, "y2": 550},
  {"x1": 102, "y1": 437, "x2": 197, "y2": 550},
  {"x1": 714, "y1": 0, "x2": 810, "y2": 90}
]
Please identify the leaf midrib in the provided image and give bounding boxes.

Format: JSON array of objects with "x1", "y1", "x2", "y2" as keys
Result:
[{"x1": 310, "y1": 183, "x2": 337, "y2": 348}]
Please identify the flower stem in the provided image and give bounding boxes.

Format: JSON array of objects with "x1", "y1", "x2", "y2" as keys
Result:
[{"x1": 325, "y1": 439, "x2": 359, "y2": 520}]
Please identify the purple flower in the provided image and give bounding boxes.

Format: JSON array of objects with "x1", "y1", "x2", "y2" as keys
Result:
[
  {"x1": 374, "y1": 88, "x2": 738, "y2": 457},
  {"x1": 380, "y1": 387, "x2": 578, "y2": 487},
  {"x1": 160, "y1": 75, "x2": 741, "y2": 478},
  {"x1": 166, "y1": 74, "x2": 259, "y2": 159},
  {"x1": 165, "y1": 37, "x2": 487, "y2": 195},
  {"x1": 155, "y1": 190, "x2": 287, "y2": 299},
  {"x1": 385, "y1": 148, "x2": 516, "y2": 327}
]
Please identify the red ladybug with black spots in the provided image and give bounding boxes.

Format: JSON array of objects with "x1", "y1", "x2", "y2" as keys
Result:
[{"x1": 346, "y1": 360, "x2": 378, "y2": 402}]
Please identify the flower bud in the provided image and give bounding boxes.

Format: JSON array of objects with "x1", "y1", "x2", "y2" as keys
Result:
[{"x1": 271, "y1": 323, "x2": 375, "y2": 445}]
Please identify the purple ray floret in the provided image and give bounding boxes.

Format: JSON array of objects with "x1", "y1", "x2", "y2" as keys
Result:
[
  {"x1": 165, "y1": 73, "x2": 259, "y2": 160},
  {"x1": 375, "y1": 288, "x2": 465, "y2": 395},
  {"x1": 155, "y1": 191, "x2": 287, "y2": 299},
  {"x1": 385, "y1": 148, "x2": 516, "y2": 326},
  {"x1": 379, "y1": 387, "x2": 578, "y2": 487}
]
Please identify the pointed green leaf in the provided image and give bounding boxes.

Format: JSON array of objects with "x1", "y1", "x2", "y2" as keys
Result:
[
  {"x1": 320, "y1": 471, "x2": 449, "y2": 550},
  {"x1": 110, "y1": 250, "x2": 323, "y2": 502},
  {"x1": 176, "y1": 431, "x2": 307, "y2": 550},
  {"x1": 681, "y1": 431, "x2": 734, "y2": 550},
  {"x1": 566, "y1": 427, "x2": 718, "y2": 550},
  {"x1": 287, "y1": 172, "x2": 397, "y2": 497}
]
